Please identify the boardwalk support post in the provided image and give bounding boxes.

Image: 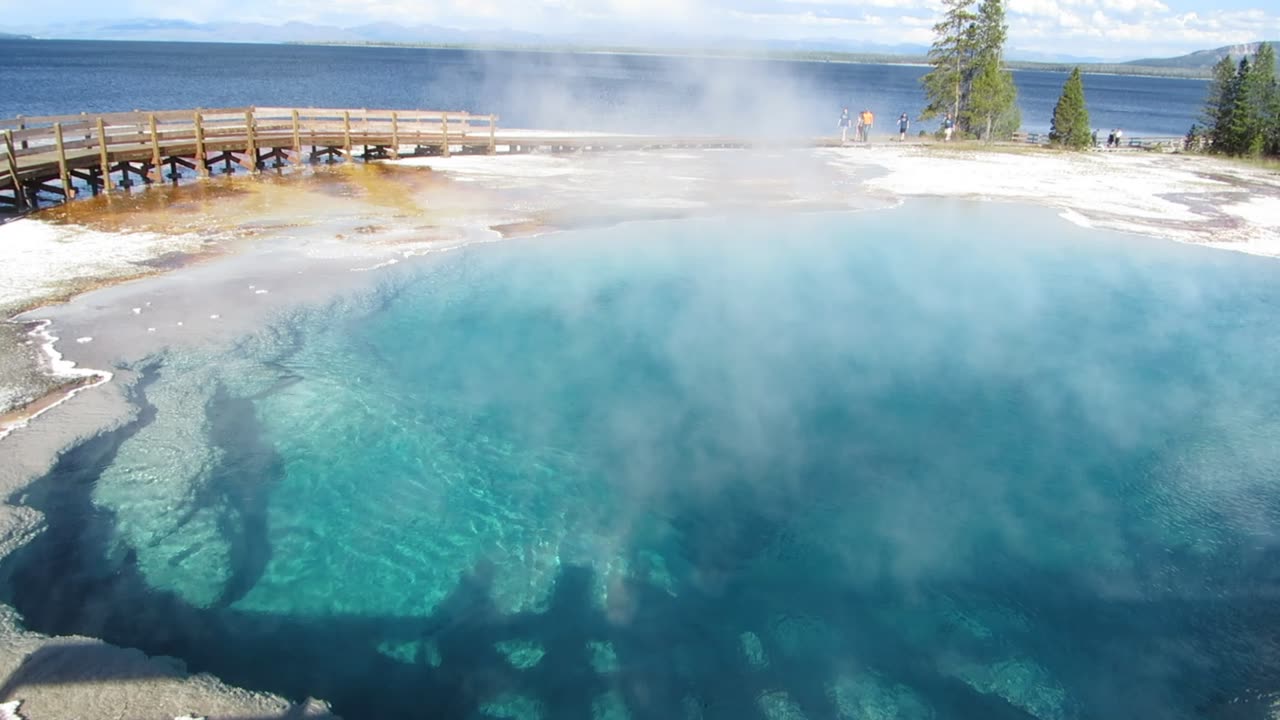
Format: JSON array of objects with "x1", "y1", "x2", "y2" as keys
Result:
[
  {"x1": 291, "y1": 109, "x2": 302, "y2": 165},
  {"x1": 390, "y1": 111, "x2": 400, "y2": 160},
  {"x1": 441, "y1": 113, "x2": 451, "y2": 158},
  {"x1": 54, "y1": 123, "x2": 74, "y2": 199},
  {"x1": 342, "y1": 111, "x2": 352, "y2": 159},
  {"x1": 148, "y1": 114, "x2": 162, "y2": 182},
  {"x1": 244, "y1": 109, "x2": 258, "y2": 172},
  {"x1": 194, "y1": 111, "x2": 209, "y2": 178},
  {"x1": 96, "y1": 117, "x2": 112, "y2": 191},
  {"x1": 4, "y1": 129, "x2": 27, "y2": 210}
]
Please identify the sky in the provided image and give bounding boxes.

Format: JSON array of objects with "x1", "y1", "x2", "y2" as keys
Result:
[{"x1": 3, "y1": 0, "x2": 1279, "y2": 60}]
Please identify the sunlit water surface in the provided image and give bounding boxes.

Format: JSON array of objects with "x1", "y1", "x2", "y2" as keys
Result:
[
  {"x1": 0, "y1": 40, "x2": 1209, "y2": 136},
  {"x1": 7, "y1": 202, "x2": 1280, "y2": 720}
]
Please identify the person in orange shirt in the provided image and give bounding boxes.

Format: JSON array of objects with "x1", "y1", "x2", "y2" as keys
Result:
[{"x1": 859, "y1": 110, "x2": 875, "y2": 142}]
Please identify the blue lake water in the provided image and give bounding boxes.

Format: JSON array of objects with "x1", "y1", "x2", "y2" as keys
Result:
[
  {"x1": 6, "y1": 202, "x2": 1280, "y2": 719},
  {"x1": 0, "y1": 39, "x2": 1208, "y2": 136}
]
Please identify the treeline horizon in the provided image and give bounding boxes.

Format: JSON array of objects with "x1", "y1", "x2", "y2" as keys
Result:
[{"x1": 1193, "y1": 42, "x2": 1279, "y2": 158}]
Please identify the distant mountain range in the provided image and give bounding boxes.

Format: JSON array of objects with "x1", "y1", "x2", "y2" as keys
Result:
[
  {"x1": 0, "y1": 31, "x2": 33, "y2": 39},
  {"x1": 1127, "y1": 41, "x2": 1280, "y2": 70}
]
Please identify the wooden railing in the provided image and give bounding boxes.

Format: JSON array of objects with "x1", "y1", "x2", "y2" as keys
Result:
[
  {"x1": 1011, "y1": 131, "x2": 1186, "y2": 151},
  {"x1": 2, "y1": 106, "x2": 499, "y2": 209}
]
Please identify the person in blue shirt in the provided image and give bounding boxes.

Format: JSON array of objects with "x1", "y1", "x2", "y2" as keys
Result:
[
  {"x1": 942, "y1": 113, "x2": 955, "y2": 142},
  {"x1": 839, "y1": 107, "x2": 852, "y2": 143},
  {"x1": 898, "y1": 112, "x2": 910, "y2": 141}
]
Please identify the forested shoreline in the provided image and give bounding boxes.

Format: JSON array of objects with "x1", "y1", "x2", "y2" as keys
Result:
[{"x1": 1192, "y1": 43, "x2": 1279, "y2": 157}]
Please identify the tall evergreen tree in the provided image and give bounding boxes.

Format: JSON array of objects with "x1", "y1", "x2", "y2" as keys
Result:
[
  {"x1": 965, "y1": 0, "x2": 1020, "y2": 140},
  {"x1": 1203, "y1": 55, "x2": 1238, "y2": 134},
  {"x1": 921, "y1": 0, "x2": 978, "y2": 131},
  {"x1": 1245, "y1": 43, "x2": 1278, "y2": 156},
  {"x1": 1269, "y1": 72, "x2": 1280, "y2": 156},
  {"x1": 1223, "y1": 55, "x2": 1275, "y2": 156},
  {"x1": 1205, "y1": 44, "x2": 1280, "y2": 157},
  {"x1": 920, "y1": 0, "x2": 1019, "y2": 139},
  {"x1": 1049, "y1": 68, "x2": 1092, "y2": 149},
  {"x1": 1211, "y1": 58, "x2": 1247, "y2": 153}
]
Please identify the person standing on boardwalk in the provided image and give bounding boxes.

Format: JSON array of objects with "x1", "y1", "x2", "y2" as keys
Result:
[
  {"x1": 839, "y1": 107, "x2": 852, "y2": 143},
  {"x1": 860, "y1": 110, "x2": 874, "y2": 142},
  {"x1": 898, "y1": 112, "x2": 910, "y2": 141},
  {"x1": 942, "y1": 113, "x2": 954, "y2": 142}
]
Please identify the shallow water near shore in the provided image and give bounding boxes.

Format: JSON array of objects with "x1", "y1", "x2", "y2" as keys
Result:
[{"x1": 6, "y1": 201, "x2": 1280, "y2": 720}]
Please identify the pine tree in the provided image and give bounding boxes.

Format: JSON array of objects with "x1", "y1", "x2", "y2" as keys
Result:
[
  {"x1": 920, "y1": 0, "x2": 1019, "y2": 139},
  {"x1": 1245, "y1": 43, "x2": 1278, "y2": 156},
  {"x1": 973, "y1": 0, "x2": 1007, "y2": 57},
  {"x1": 1222, "y1": 57, "x2": 1271, "y2": 155},
  {"x1": 1206, "y1": 44, "x2": 1280, "y2": 157},
  {"x1": 921, "y1": 0, "x2": 978, "y2": 131},
  {"x1": 964, "y1": 0, "x2": 1020, "y2": 140},
  {"x1": 1269, "y1": 75, "x2": 1280, "y2": 156},
  {"x1": 1049, "y1": 67, "x2": 1092, "y2": 149},
  {"x1": 1268, "y1": 64, "x2": 1280, "y2": 156},
  {"x1": 968, "y1": 57, "x2": 1017, "y2": 141},
  {"x1": 994, "y1": 102, "x2": 1023, "y2": 140},
  {"x1": 1202, "y1": 55, "x2": 1238, "y2": 136},
  {"x1": 1211, "y1": 58, "x2": 1247, "y2": 153}
]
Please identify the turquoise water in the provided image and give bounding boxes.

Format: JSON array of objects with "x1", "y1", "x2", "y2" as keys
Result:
[{"x1": 7, "y1": 201, "x2": 1280, "y2": 719}]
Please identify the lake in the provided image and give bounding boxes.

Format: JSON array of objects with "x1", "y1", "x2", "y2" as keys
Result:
[{"x1": 0, "y1": 39, "x2": 1208, "y2": 137}]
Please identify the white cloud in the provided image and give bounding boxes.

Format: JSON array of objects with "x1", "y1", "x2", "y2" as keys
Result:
[
  {"x1": 1100, "y1": 0, "x2": 1168, "y2": 14},
  {"x1": 778, "y1": 0, "x2": 942, "y2": 10},
  {"x1": 1014, "y1": 6, "x2": 1278, "y2": 57}
]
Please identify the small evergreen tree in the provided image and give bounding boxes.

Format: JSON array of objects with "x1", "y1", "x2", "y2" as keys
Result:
[{"x1": 1049, "y1": 67, "x2": 1091, "y2": 149}]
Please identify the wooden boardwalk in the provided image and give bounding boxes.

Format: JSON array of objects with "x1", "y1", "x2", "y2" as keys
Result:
[
  {"x1": 1011, "y1": 130, "x2": 1187, "y2": 151},
  {"x1": 1, "y1": 107, "x2": 501, "y2": 211},
  {"x1": 1, "y1": 106, "x2": 845, "y2": 212}
]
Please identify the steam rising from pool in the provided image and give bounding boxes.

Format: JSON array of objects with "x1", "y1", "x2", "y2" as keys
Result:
[{"x1": 7, "y1": 202, "x2": 1280, "y2": 720}]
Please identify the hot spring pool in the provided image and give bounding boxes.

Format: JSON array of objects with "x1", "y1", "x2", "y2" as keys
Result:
[{"x1": 6, "y1": 200, "x2": 1280, "y2": 720}]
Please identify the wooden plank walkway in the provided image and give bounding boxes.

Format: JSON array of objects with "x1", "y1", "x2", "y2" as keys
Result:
[
  {"x1": 0, "y1": 106, "x2": 499, "y2": 211},
  {"x1": 0, "y1": 106, "x2": 845, "y2": 212}
]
